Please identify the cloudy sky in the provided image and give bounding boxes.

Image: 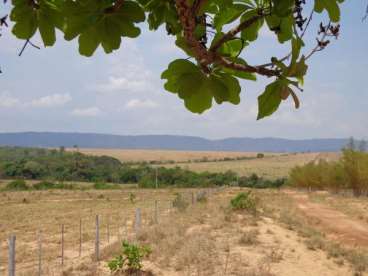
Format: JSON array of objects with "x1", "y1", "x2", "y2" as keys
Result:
[{"x1": 0, "y1": 1, "x2": 367, "y2": 140}]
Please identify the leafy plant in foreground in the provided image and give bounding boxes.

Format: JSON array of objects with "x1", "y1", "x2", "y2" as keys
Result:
[
  {"x1": 230, "y1": 191, "x2": 258, "y2": 215},
  {"x1": 107, "y1": 241, "x2": 152, "y2": 273}
]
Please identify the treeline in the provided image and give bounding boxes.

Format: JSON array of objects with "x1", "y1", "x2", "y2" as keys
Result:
[
  {"x1": 290, "y1": 139, "x2": 368, "y2": 196},
  {"x1": 0, "y1": 147, "x2": 286, "y2": 189},
  {"x1": 124, "y1": 153, "x2": 268, "y2": 166}
]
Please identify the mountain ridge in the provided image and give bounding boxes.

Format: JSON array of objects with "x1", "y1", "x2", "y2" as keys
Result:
[{"x1": 0, "y1": 132, "x2": 350, "y2": 152}]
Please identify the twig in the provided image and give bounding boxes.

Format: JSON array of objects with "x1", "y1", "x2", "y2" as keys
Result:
[
  {"x1": 113, "y1": 0, "x2": 125, "y2": 12},
  {"x1": 18, "y1": 39, "x2": 40, "y2": 56},
  {"x1": 305, "y1": 21, "x2": 331, "y2": 60},
  {"x1": 210, "y1": 14, "x2": 264, "y2": 52}
]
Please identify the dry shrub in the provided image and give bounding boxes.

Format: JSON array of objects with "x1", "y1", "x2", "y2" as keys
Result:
[
  {"x1": 174, "y1": 233, "x2": 219, "y2": 275},
  {"x1": 239, "y1": 229, "x2": 259, "y2": 246}
]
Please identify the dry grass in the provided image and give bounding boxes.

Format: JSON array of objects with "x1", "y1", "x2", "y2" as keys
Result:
[
  {"x1": 68, "y1": 148, "x2": 270, "y2": 163},
  {"x1": 0, "y1": 187, "x2": 366, "y2": 276},
  {"x1": 161, "y1": 152, "x2": 326, "y2": 179}
]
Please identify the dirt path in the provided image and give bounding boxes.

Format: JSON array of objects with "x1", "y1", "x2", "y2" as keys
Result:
[{"x1": 286, "y1": 190, "x2": 368, "y2": 247}]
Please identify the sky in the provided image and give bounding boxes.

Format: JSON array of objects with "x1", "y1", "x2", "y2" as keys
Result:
[{"x1": 0, "y1": 1, "x2": 367, "y2": 140}]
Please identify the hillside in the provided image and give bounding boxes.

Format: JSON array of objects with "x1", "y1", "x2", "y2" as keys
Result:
[{"x1": 0, "y1": 132, "x2": 349, "y2": 152}]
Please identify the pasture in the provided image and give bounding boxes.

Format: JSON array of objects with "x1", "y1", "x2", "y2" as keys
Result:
[
  {"x1": 0, "y1": 185, "x2": 367, "y2": 275},
  {"x1": 73, "y1": 148, "x2": 339, "y2": 179}
]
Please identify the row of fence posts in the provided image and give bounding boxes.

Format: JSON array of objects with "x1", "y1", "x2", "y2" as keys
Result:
[{"x1": 5, "y1": 189, "x2": 221, "y2": 275}]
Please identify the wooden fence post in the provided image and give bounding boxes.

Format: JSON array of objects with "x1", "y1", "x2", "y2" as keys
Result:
[
  {"x1": 8, "y1": 235, "x2": 16, "y2": 276},
  {"x1": 61, "y1": 225, "x2": 64, "y2": 267},
  {"x1": 135, "y1": 208, "x2": 141, "y2": 234},
  {"x1": 154, "y1": 200, "x2": 159, "y2": 224},
  {"x1": 191, "y1": 192, "x2": 194, "y2": 205},
  {"x1": 79, "y1": 218, "x2": 82, "y2": 257},
  {"x1": 95, "y1": 215, "x2": 100, "y2": 261},
  {"x1": 38, "y1": 231, "x2": 42, "y2": 276},
  {"x1": 107, "y1": 216, "x2": 110, "y2": 244}
]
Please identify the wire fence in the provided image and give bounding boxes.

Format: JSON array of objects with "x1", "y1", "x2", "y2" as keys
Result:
[{"x1": 0, "y1": 187, "x2": 225, "y2": 275}]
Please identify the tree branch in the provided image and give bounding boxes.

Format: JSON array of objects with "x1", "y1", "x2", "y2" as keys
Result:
[
  {"x1": 216, "y1": 56, "x2": 279, "y2": 77},
  {"x1": 112, "y1": 0, "x2": 125, "y2": 12},
  {"x1": 210, "y1": 14, "x2": 264, "y2": 53},
  {"x1": 192, "y1": 0, "x2": 207, "y2": 15}
]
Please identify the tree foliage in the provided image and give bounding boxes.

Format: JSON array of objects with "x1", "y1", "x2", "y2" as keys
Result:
[{"x1": 1, "y1": 0, "x2": 346, "y2": 118}]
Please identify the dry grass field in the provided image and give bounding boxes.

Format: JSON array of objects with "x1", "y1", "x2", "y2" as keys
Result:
[
  {"x1": 1, "y1": 186, "x2": 367, "y2": 276},
  {"x1": 69, "y1": 148, "x2": 340, "y2": 179},
  {"x1": 69, "y1": 148, "x2": 276, "y2": 163}
]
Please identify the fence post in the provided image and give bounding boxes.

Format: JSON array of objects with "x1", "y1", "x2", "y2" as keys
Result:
[
  {"x1": 79, "y1": 218, "x2": 82, "y2": 257},
  {"x1": 95, "y1": 215, "x2": 100, "y2": 261},
  {"x1": 61, "y1": 224, "x2": 64, "y2": 267},
  {"x1": 107, "y1": 216, "x2": 110, "y2": 244},
  {"x1": 154, "y1": 200, "x2": 158, "y2": 224},
  {"x1": 8, "y1": 235, "x2": 16, "y2": 276},
  {"x1": 38, "y1": 231, "x2": 42, "y2": 276},
  {"x1": 191, "y1": 192, "x2": 194, "y2": 205},
  {"x1": 135, "y1": 208, "x2": 141, "y2": 234}
]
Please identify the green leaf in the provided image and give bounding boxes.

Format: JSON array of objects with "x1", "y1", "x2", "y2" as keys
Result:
[
  {"x1": 78, "y1": 27, "x2": 100, "y2": 57},
  {"x1": 241, "y1": 10, "x2": 264, "y2": 42},
  {"x1": 38, "y1": 10, "x2": 56, "y2": 46},
  {"x1": 162, "y1": 60, "x2": 242, "y2": 113},
  {"x1": 314, "y1": 0, "x2": 342, "y2": 22},
  {"x1": 213, "y1": 3, "x2": 249, "y2": 31},
  {"x1": 11, "y1": 1, "x2": 38, "y2": 40},
  {"x1": 266, "y1": 14, "x2": 293, "y2": 43},
  {"x1": 257, "y1": 79, "x2": 287, "y2": 120},
  {"x1": 64, "y1": 0, "x2": 145, "y2": 56},
  {"x1": 272, "y1": 0, "x2": 294, "y2": 17}
]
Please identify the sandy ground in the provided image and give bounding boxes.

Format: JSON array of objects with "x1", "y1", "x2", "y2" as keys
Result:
[
  {"x1": 1, "y1": 188, "x2": 367, "y2": 276},
  {"x1": 287, "y1": 191, "x2": 368, "y2": 248}
]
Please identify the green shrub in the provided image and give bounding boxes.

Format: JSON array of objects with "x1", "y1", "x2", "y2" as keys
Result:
[
  {"x1": 230, "y1": 191, "x2": 258, "y2": 215},
  {"x1": 289, "y1": 149, "x2": 368, "y2": 196},
  {"x1": 33, "y1": 181, "x2": 56, "y2": 190},
  {"x1": 107, "y1": 241, "x2": 151, "y2": 273},
  {"x1": 256, "y1": 153, "x2": 265, "y2": 158},
  {"x1": 5, "y1": 179, "x2": 28, "y2": 190},
  {"x1": 172, "y1": 193, "x2": 189, "y2": 211},
  {"x1": 93, "y1": 182, "x2": 119, "y2": 190}
]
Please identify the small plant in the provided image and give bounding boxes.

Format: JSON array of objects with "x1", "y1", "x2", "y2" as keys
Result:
[
  {"x1": 239, "y1": 229, "x2": 259, "y2": 246},
  {"x1": 33, "y1": 181, "x2": 56, "y2": 190},
  {"x1": 172, "y1": 193, "x2": 189, "y2": 211},
  {"x1": 107, "y1": 241, "x2": 151, "y2": 273},
  {"x1": 230, "y1": 191, "x2": 258, "y2": 215},
  {"x1": 5, "y1": 179, "x2": 28, "y2": 191},
  {"x1": 129, "y1": 192, "x2": 136, "y2": 203},
  {"x1": 196, "y1": 191, "x2": 208, "y2": 203}
]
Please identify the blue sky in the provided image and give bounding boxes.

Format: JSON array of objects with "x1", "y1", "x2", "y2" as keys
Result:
[{"x1": 0, "y1": 1, "x2": 367, "y2": 139}]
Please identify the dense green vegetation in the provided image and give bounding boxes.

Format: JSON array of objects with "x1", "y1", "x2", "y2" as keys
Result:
[
  {"x1": 290, "y1": 141, "x2": 368, "y2": 196},
  {"x1": 0, "y1": 146, "x2": 286, "y2": 189}
]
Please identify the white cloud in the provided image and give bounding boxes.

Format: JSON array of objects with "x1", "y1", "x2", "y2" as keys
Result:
[
  {"x1": 71, "y1": 107, "x2": 102, "y2": 117},
  {"x1": 0, "y1": 92, "x2": 20, "y2": 108},
  {"x1": 28, "y1": 93, "x2": 72, "y2": 108},
  {"x1": 92, "y1": 40, "x2": 159, "y2": 95},
  {"x1": 125, "y1": 99, "x2": 158, "y2": 109}
]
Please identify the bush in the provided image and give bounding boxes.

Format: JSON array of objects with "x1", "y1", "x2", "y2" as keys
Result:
[
  {"x1": 5, "y1": 179, "x2": 28, "y2": 190},
  {"x1": 172, "y1": 193, "x2": 189, "y2": 211},
  {"x1": 93, "y1": 182, "x2": 119, "y2": 190},
  {"x1": 196, "y1": 190, "x2": 208, "y2": 203},
  {"x1": 256, "y1": 153, "x2": 265, "y2": 158},
  {"x1": 230, "y1": 191, "x2": 258, "y2": 215},
  {"x1": 33, "y1": 181, "x2": 56, "y2": 190},
  {"x1": 238, "y1": 173, "x2": 286, "y2": 189},
  {"x1": 107, "y1": 241, "x2": 151, "y2": 273},
  {"x1": 289, "y1": 149, "x2": 368, "y2": 196}
]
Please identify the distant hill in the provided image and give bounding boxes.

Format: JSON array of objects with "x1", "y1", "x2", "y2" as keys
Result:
[{"x1": 0, "y1": 132, "x2": 350, "y2": 152}]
